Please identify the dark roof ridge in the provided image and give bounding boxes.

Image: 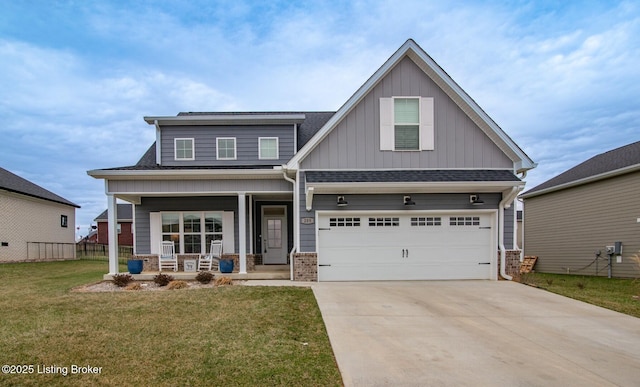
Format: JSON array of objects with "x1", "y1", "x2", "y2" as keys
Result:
[
  {"x1": 0, "y1": 167, "x2": 80, "y2": 208},
  {"x1": 524, "y1": 140, "x2": 640, "y2": 195}
]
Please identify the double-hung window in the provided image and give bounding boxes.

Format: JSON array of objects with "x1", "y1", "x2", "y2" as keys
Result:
[
  {"x1": 175, "y1": 138, "x2": 194, "y2": 160},
  {"x1": 394, "y1": 98, "x2": 420, "y2": 150},
  {"x1": 217, "y1": 137, "x2": 236, "y2": 160},
  {"x1": 379, "y1": 96, "x2": 434, "y2": 151},
  {"x1": 258, "y1": 137, "x2": 279, "y2": 159}
]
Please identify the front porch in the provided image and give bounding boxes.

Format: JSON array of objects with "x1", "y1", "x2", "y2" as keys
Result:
[{"x1": 103, "y1": 264, "x2": 291, "y2": 281}]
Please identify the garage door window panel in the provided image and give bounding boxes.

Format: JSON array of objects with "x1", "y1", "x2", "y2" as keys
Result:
[
  {"x1": 329, "y1": 217, "x2": 361, "y2": 227},
  {"x1": 369, "y1": 217, "x2": 399, "y2": 227}
]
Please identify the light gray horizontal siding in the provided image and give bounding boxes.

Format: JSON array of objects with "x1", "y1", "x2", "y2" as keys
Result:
[
  {"x1": 300, "y1": 57, "x2": 513, "y2": 170},
  {"x1": 135, "y1": 196, "x2": 238, "y2": 254},
  {"x1": 524, "y1": 171, "x2": 640, "y2": 278},
  {"x1": 161, "y1": 125, "x2": 294, "y2": 166},
  {"x1": 108, "y1": 179, "x2": 291, "y2": 194}
]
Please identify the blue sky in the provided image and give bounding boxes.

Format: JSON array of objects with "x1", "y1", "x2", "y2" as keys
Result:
[{"x1": 1, "y1": 1, "x2": 638, "y2": 239}]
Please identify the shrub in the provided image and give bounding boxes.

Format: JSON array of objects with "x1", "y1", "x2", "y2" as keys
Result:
[
  {"x1": 196, "y1": 271, "x2": 214, "y2": 284},
  {"x1": 126, "y1": 283, "x2": 142, "y2": 291},
  {"x1": 214, "y1": 276, "x2": 233, "y2": 286},
  {"x1": 167, "y1": 280, "x2": 188, "y2": 290},
  {"x1": 112, "y1": 274, "x2": 134, "y2": 287},
  {"x1": 154, "y1": 273, "x2": 174, "y2": 287}
]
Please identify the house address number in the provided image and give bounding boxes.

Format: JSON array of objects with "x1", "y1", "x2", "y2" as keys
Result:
[{"x1": 301, "y1": 217, "x2": 314, "y2": 225}]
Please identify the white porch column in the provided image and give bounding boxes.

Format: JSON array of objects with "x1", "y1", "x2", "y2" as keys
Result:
[
  {"x1": 238, "y1": 192, "x2": 247, "y2": 274},
  {"x1": 107, "y1": 194, "x2": 119, "y2": 275}
]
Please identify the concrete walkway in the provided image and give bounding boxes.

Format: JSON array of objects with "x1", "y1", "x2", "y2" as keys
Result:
[{"x1": 312, "y1": 281, "x2": 640, "y2": 386}]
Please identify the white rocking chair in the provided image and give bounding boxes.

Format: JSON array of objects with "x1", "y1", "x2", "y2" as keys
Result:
[
  {"x1": 198, "y1": 240, "x2": 222, "y2": 271},
  {"x1": 159, "y1": 241, "x2": 178, "y2": 272}
]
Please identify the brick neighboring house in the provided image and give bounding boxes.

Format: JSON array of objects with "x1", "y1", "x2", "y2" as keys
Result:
[
  {"x1": 94, "y1": 204, "x2": 134, "y2": 246},
  {"x1": 0, "y1": 167, "x2": 80, "y2": 262},
  {"x1": 521, "y1": 141, "x2": 640, "y2": 278},
  {"x1": 88, "y1": 39, "x2": 535, "y2": 280}
]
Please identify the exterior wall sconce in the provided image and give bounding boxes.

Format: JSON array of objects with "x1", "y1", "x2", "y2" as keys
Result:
[
  {"x1": 470, "y1": 194, "x2": 484, "y2": 205},
  {"x1": 403, "y1": 195, "x2": 415, "y2": 206},
  {"x1": 337, "y1": 195, "x2": 348, "y2": 207}
]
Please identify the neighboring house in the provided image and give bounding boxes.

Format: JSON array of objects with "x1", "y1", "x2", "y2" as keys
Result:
[
  {"x1": 521, "y1": 141, "x2": 640, "y2": 278},
  {"x1": 79, "y1": 229, "x2": 98, "y2": 244},
  {"x1": 94, "y1": 204, "x2": 134, "y2": 246},
  {"x1": 0, "y1": 167, "x2": 80, "y2": 262},
  {"x1": 88, "y1": 39, "x2": 535, "y2": 281}
]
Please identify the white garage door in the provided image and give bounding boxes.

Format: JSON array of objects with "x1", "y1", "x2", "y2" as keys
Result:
[{"x1": 317, "y1": 213, "x2": 494, "y2": 281}]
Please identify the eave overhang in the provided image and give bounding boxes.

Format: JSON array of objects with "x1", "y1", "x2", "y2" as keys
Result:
[
  {"x1": 87, "y1": 168, "x2": 285, "y2": 181},
  {"x1": 143, "y1": 114, "x2": 306, "y2": 126},
  {"x1": 520, "y1": 163, "x2": 640, "y2": 199}
]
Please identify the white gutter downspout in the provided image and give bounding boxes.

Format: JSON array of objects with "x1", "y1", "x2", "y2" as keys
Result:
[
  {"x1": 499, "y1": 186, "x2": 523, "y2": 280},
  {"x1": 281, "y1": 166, "x2": 297, "y2": 281}
]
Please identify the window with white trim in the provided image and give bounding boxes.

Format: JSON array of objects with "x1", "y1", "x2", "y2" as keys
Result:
[
  {"x1": 394, "y1": 98, "x2": 420, "y2": 150},
  {"x1": 161, "y1": 212, "x2": 224, "y2": 254},
  {"x1": 380, "y1": 97, "x2": 434, "y2": 151},
  {"x1": 175, "y1": 138, "x2": 194, "y2": 160},
  {"x1": 217, "y1": 137, "x2": 236, "y2": 160},
  {"x1": 259, "y1": 137, "x2": 279, "y2": 159}
]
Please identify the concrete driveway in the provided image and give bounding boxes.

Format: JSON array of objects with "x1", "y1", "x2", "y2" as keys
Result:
[{"x1": 312, "y1": 281, "x2": 640, "y2": 386}]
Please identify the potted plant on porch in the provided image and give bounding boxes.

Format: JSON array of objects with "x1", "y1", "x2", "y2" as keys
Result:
[
  {"x1": 219, "y1": 256, "x2": 234, "y2": 273},
  {"x1": 127, "y1": 255, "x2": 144, "y2": 275}
]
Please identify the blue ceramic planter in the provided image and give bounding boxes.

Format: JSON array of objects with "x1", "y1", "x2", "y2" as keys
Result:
[
  {"x1": 127, "y1": 259, "x2": 143, "y2": 274},
  {"x1": 219, "y1": 259, "x2": 234, "y2": 273}
]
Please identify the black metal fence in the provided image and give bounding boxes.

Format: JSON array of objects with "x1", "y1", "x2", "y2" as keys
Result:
[{"x1": 76, "y1": 243, "x2": 133, "y2": 264}]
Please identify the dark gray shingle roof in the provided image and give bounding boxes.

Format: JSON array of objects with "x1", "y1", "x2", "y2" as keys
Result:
[
  {"x1": 524, "y1": 140, "x2": 640, "y2": 195},
  {"x1": 0, "y1": 167, "x2": 80, "y2": 208},
  {"x1": 94, "y1": 203, "x2": 133, "y2": 221},
  {"x1": 305, "y1": 170, "x2": 520, "y2": 183}
]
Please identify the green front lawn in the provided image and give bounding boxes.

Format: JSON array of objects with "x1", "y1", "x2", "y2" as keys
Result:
[
  {"x1": 519, "y1": 272, "x2": 640, "y2": 318},
  {"x1": 0, "y1": 260, "x2": 342, "y2": 386}
]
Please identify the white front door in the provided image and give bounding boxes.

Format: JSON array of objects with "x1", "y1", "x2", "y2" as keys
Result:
[{"x1": 262, "y1": 206, "x2": 287, "y2": 264}]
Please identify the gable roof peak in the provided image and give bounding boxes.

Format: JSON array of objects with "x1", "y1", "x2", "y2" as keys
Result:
[{"x1": 287, "y1": 39, "x2": 535, "y2": 172}]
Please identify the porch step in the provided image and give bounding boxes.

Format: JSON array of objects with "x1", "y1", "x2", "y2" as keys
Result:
[{"x1": 255, "y1": 264, "x2": 290, "y2": 272}]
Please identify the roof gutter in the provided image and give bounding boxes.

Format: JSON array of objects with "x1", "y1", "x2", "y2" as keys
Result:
[{"x1": 499, "y1": 186, "x2": 522, "y2": 281}]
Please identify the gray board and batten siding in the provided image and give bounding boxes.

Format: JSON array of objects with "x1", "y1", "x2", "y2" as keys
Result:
[
  {"x1": 300, "y1": 57, "x2": 514, "y2": 170},
  {"x1": 524, "y1": 171, "x2": 640, "y2": 278},
  {"x1": 297, "y1": 171, "x2": 516, "y2": 252},
  {"x1": 161, "y1": 125, "x2": 295, "y2": 167}
]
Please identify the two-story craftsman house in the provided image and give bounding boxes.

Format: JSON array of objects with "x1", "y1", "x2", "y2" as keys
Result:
[{"x1": 88, "y1": 39, "x2": 535, "y2": 281}]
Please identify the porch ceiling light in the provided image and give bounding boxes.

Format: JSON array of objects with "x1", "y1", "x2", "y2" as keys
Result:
[
  {"x1": 337, "y1": 195, "x2": 348, "y2": 207},
  {"x1": 403, "y1": 195, "x2": 415, "y2": 206},
  {"x1": 470, "y1": 194, "x2": 484, "y2": 205}
]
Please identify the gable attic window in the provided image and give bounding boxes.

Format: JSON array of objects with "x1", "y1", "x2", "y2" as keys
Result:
[
  {"x1": 217, "y1": 137, "x2": 237, "y2": 160},
  {"x1": 174, "y1": 138, "x2": 194, "y2": 160},
  {"x1": 380, "y1": 97, "x2": 434, "y2": 151}
]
